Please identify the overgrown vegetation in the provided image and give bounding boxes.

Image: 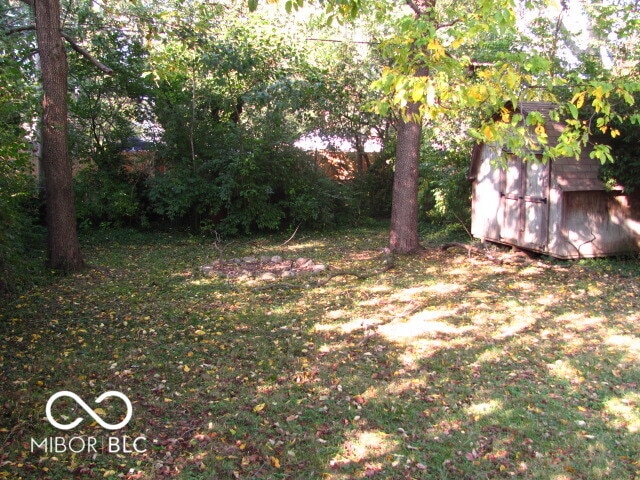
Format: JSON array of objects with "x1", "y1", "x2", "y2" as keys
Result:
[
  {"x1": 1, "y1": 225, "x2": 639, "y2": 479},
  {"x1": 0, "y1": 43, "x2": 44, "y2": 292}
]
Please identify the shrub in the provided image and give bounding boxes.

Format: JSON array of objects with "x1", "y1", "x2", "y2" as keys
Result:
[
  {"x1": 419, "y1": 144, "x2": 471, "y2": 226},
  {"x1": 147, "y1": 144, "x2": 356, "y2": 235},
  {"x1": 350, "y1": 155, "x2": 394, "y2": 219},
  {"x1": 0, "y1": 148, "x2": 43, "y2": 293},
  {"x1": 74, "y1": 166, "x2": 147, "y2": 229}
]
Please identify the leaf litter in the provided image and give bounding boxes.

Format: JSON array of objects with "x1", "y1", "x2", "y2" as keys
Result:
[{"x1": 1, "y1": 226, "x2": 639, "y2": 479}]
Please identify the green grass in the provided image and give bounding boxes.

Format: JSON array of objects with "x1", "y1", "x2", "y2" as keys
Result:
[{"x1": 1, "y1": 225, "x2": 640, "y2": 479}]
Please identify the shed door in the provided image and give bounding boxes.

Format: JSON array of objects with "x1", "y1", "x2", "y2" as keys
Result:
[{"x1": 500, "y1": 155, "x2": 549, "y2": 250}]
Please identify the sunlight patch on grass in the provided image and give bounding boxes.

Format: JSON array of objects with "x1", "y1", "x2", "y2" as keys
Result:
[
  {"x1": 423, "y1": 282, "x2": 464, "y2": 295},
  {"x1": 513, "y1": 280, "x2": 538, "y2": 291},
  {"x1": 338, "y1": 429, "x2": 399, "y2": 463},
  {"x1": 390, "y1": 286, "x2": 427, "y2": 303},
  {"x1": 315, "y1": 315, "x2": 382, "y2": 334},
  {"x1": 555, "y1": 312, "x2": 604, "y2": 330},
  {"x1": 494, "y1": 315, "x2": 536, "y2": 339},
  {"x1": 474, "y1": 346, "x2": 504, "y2": 364},
  {"x1": 316, "y1": 340, "x2": 351, "y2": 354},
  {"x1": 365, "y1": 285, "x2": 392, "y2": 294},
  {"x1": 536, "y1": 293, "x2": 558, "y2": 306},
  {"x1": 466, "y1": 399, "x2": 503, "y2": 417},
  {"x1": 472, "y1": 309, "x2": 510, "y2": 326},
  {"x1": 285, "y1": 239, "x2": 327, "y2": 249},
  {"x1": 325, "y1": 309, "x2": 348, "y2": 320},
  {"x1": 377, "y1": 309, "x2": 470, "y2": 343},
  {"x1": 605, "y1": 334, "x2": 640, "y2": 361},
  {"x1": 337, "y1": 317, "x2": 382, "y2": 334},
  {"x1": 547, "y1": 359, "x2": 585, "y2": 384},
  {"x1": 604, "y1": 393, "x2": 640, "y2": 433},
  {"x1": 384, "y1": 378, "x2": 427, "y2": 395},
  {"x1": 189, "y1": 278, "x2": 218, "y2": 286}
]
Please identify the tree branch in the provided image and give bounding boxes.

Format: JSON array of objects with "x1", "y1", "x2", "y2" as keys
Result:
[
  {"x1": 4, "y1": 24, "x2": 35, "y2": 35},
  {"x1": 60, "y1": 31, "x2": 113, "y2": 74},
  {"x1": 3, "y1": 19, "x2": 113, "y2": 76},
  {"x1": 404, "y1": 0, "x2": 423, "y2": 17}
]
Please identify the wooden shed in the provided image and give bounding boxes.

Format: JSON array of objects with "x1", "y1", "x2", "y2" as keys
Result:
[{"x1": 468, "y1": 102, "x2": 640, "y2": 259}]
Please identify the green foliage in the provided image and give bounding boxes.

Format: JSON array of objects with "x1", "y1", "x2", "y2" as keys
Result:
[
  {"x1": 351, "y1": 154, "x2": 395, "y2": 218},
  {"x1": 0, "y1": 27, "x2": 44, "y2": 293},
  {"x1": 148, "y1": 143, "x2": 354, "y2": 235},
  {"x1": 597, "y1": 92, "x2": 640, "y2": 192},
  {"x1": 74, "y1": 166, "x2": 147, "y2": 229},
  {"x1": 419, "y1": 140, "x2": 471, "y2": 226},
  {"x1": 0, "y1": 151, "x2": 42, "y2": 293}
]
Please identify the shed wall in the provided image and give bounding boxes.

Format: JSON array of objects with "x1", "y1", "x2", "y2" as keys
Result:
[
  {"x1": 549, "y1": 191, "x2": 640, "y2": 259},
  {"x1": 470, "y1": 144, "x2": 640, "y2": 259},
  {"x1": 470, "y1": 144, "x2": 502, "y2": 242}
]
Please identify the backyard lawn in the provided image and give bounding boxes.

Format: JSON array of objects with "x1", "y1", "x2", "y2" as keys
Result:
[{"x1": 1, "y1": 225, "x2": 639, "y2": 479}]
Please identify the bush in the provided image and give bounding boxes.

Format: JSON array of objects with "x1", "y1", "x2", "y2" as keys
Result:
[
  {"x1": 74, "y1": 166, "x2": 148, "y2": 229},
  {"x1": 419, "y1": 144, "x2": 471, "y2": 226},
  {"x1": 350, "y1": 155, "x2": 394, "y2": 219},
  {"x1": 0, "y1": 151, "x2": 43, "y2": 293},
  {"x1": 147, "y1": 143, "x2": 356, "y2": 236}
]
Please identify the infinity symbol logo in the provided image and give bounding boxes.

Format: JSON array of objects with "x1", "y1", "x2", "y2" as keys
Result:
[{"x1": 46, "y1": 391, "x2": 133, "y2": 431}]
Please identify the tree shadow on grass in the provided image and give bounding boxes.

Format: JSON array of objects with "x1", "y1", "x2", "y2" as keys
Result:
[{"x1": 1, "y1": 238, "x2": 639, "y2": 479}]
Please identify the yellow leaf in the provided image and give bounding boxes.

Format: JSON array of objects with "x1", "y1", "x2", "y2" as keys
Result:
[
  {"x1": 93, "y1": 407, "x2": 106, "y2": 416},
  {"x1": 253, "y1": 403, "x2": 266, "y2": 413},
  {"x1": 427, "y1": 38, "x2": 445, "y2": 60},
  {"x1": 270, "y1": 456, "x2": 281, "y2": 468},
  {"x1": 571, "y1": 91, "x2": 586, "y2": 109},
  {"x1": 592, "y1": 85, "x2": 605, "y2": 100},
  {"x1": 411, "y1": 85, "x2": 425, "y2": 103},
  {"x1": 482, "y1": 124, "x2": 494, "y2": 141},
  {"x1": 183, "y1": 365, "x2": 191, "y2": 372},
  {"x1": 451, "y1": 38, "x2": 463, "y2": 49}
]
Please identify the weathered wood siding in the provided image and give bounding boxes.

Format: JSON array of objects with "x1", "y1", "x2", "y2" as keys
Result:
[
  {"x1": 470, "y1": 102, "x2": 640, "y2": 259},
  {"x1": 470, "y1": 144, "x2": 502, "y2": 242},
  {"x1": 549, "y1": 191, "x2": 640, "y2": 259},
  {"x1": 470, "y1": 143, "x2": 640, "y2": 259}
]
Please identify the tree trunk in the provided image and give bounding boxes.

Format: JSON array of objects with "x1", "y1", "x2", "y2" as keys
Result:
[
  {"x1": 389, "y1": 99, "x2": 423, "y2": 253},
  {"x1": 34, "y1": 0, "x2": 85, "y2": 271}
]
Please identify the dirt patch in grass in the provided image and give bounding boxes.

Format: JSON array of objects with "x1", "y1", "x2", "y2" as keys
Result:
[
  {"x1": 1, "y1": 226, "x2": 639, "y2": 479},
  {"x1": 201, "y1": 255, "x2": 328, "y2": 281}
]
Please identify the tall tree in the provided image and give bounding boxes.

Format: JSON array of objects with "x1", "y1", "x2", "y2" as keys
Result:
[
  {"x1": 31, "y1": 0, "x2": 84, "y2": 271},
  {"x1": 11, "y1": 0, "x2": 114, "y2": 270},
  {"x1": 371, "y1": 0, "x2": 518, "y2": 253}
]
